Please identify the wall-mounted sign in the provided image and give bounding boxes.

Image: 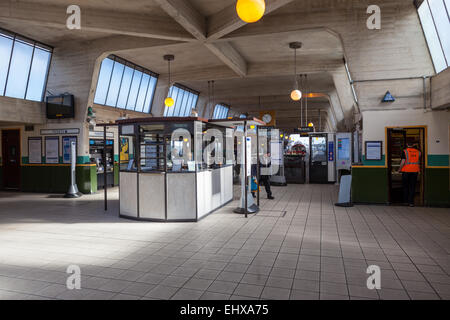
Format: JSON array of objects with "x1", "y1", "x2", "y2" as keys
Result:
[
  {"x1": 45, "y1": 136, "x2": 59, "y2": 164},
  {"x1": 89, "y1": 131, "x2": 114, "y2": 138},
  {"x1": 121, "y1": 125, "x2": 134, "y2": 135},
  {"x1": 28, "y1": 137, "x2": 42, "y2": 164},
  {"x1": 295, "y1": 127, "x2": 314, "y2": 134},
  {"x1": 62, "y1": 136, "x2": 78, "y2": 164},
  {"x1": 120, "y1": 137, "x2": 130, "y2": 162},
  {"x1": 365, "y1": 141, "x2": 383, "y2": 161},
  {"x1": 41, "y1": 128, "x2": 80, "y2": 135},
  {"x1": 382, "y1": 91, "x2": 395, "y2": 103},
  {"x1": 337, "y1": 138, "x2": 351, "y2": 161},
  {"x1": 328, "y1": 141, "x2": 334, "y2": 162}
]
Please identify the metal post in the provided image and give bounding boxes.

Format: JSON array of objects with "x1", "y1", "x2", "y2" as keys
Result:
[
  {"x1": 256, "y1": 126, "x2": 260, "y2": 206},
  {"x1": 244, "y1": 120, "x2": 248, "y2": 219},
  {"x1": 104, "y1": 126, "x2": 107, "y2": 211}
]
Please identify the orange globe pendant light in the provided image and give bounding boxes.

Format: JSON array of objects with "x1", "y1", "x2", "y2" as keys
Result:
[{"x1": 236, "y1": 0, "x2": 266, "y2": 23}]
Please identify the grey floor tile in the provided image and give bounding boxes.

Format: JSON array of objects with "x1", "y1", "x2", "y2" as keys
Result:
[
  {"x1": 320, "y1": 293, "x2": 349, "y2": 300},
  {"x1": 320, "y1": 281, "x2": 349, "y2": 295},
  {"x1": 233, "y1": 283, "x2": 264, "y2": 298},
  {"x1": 160, "y1": 275, "x2": 190, "y2": 288},
  {"x1": 266, "y1": 276, "x2": 293, "y2": 289},
  {"x1": 401, "y1": 280, "x2": 435, "y2": 293},
  {"x1": 183, "y1": 278, "x2": 213, "y2": 291},
  {"x1": 122, "y1": 282, "x2": 155, "y2": 296},
  {"x1": 290, "y1": 289, "x2": 319, "y2": 300},
  {"x1": 347, "y1": 285, "x2": 379, "y2": 299},
  {"x1": 292, "y1": 279, "x2": 319, "y2": 292},
  {"x1": 261, "y1": 286, "x2": 290, "y2": 300},
  {"x1": 379, "y1": 288, "x2": 410, "y2": 300},
  {"x1": 145, "y1": 285, "x2": 179, "y2": 299},
  {"x1": 240, "y1": 273, "x2": 268, "y2": 286},
  {"x1": 208, "y1": 280, "x2": 238, "y2": 294},
  {"x1": 200, "y1": 291, "x2": 231, "y2": 300},
  {"x1": 217, "y1": 271, "x2": 244, "y2": 283},
  {"x1": 171, "y1": 288, "x2": 203, "y2": 300}
]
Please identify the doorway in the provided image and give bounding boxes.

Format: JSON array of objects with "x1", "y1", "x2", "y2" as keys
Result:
[
  {"x1": 387, "y1": 127, "x2": 425, "y2": 206},
  {"x1": 309, "y1": 134, "x2": 328, "y2": 183},
  {"x1": 1, "y1": 129, "x2": 21, "y2": 190}
]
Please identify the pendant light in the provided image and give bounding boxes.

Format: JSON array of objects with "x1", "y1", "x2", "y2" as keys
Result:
[
  {"x1": 236, "y1": 0, "x2": 266, "y2": 23},
  {"x1": 289, "y1": 42, "x2": 302, "y2": 101},
  {"x1": 164, "y1": 54, "x2": 175, "y2": 107}
]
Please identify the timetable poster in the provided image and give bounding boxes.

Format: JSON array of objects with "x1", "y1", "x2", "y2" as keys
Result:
[
  {"x1": 45, "y1": 137, "x2": 59, "y2": 164},
  {"x1": 28, "y1": 138, "x2": 42, "y2": 164}
]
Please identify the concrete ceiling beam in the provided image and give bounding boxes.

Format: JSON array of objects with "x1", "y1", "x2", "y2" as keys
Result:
[
  {"x1": 0, "y1": 1, "x2": 194, "y2": 42},
  {"x1": 154, "y1": 0, "x2": 207, "y2": 40},
  {"x1": 155, "y1": 0, "x2": 248, "y2": 78},
  {"x1": 204, "y1": 42, "x2": 248, "y2": 77}
]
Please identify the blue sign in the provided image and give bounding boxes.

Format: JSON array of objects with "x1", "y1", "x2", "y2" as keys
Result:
[
  {"x1": 382, "y1": 91, "x2": 395, "y2": 102},
  {"x1": 328, "y1": 141, "x2": 334, "y2": 162}
]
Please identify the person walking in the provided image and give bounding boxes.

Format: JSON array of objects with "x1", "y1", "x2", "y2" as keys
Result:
[
  {"x1": 398, "y1": 142, "x2": 421, "y2": 207},
  {"x1": 259, "y1": 152, "x2": 274, "y2": 200}
]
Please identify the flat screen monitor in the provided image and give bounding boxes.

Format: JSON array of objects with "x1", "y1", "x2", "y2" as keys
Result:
[{"x1": 46, "y1": 94, "x2": 75, "y2": 119}]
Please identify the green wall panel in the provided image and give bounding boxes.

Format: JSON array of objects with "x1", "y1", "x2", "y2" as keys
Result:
[
  {"x1": 362, "y1": 155, "x2": 386, "y2": 167},
  {"x1": 428, "y1": 155, "x2": 449, "y2": 167},
  {"x1": 352, "y1": 167, "x2": 389, "y2": 204},
  {"x1": 20, "y1": 165, "x2": 96, "y2": 194},
  {"x1": 425, "y1": 168, "x2": 450, "y2": 207}
]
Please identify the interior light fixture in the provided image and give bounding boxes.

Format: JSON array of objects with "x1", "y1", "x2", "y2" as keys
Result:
[
  {"x1": 236, "y1": 0, "x2": 266, "y2": 23},
  {"x1": 164, "y1": 54, "x2": 175, "y2": 107},
  {"x1": 289, "y1": 42, "x2": 302, "y2": 101},
  {"x1": 308, "y1": 122, "x2": 314, "y2": 127}
]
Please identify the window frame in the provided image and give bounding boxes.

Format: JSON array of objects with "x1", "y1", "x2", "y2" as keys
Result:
[
  {"x1": 94, "y1": 55, "x2": 159, "y2": 114},
  {"x1": 0, "y1": 28, "x2": 53, "y2": 102},
  {"x1": 416, "y1": 0, "x2": 450, "y2": 73},
  {"x1": 163, "y1": 83, "x2": 200, "y2": 117},
  {"x1": 212, "y1": 104, "x2": 230, "y2": 119}
]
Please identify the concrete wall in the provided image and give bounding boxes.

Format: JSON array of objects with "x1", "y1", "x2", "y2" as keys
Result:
[
  {"x1": 431, "y1": 68, "x2": 450, "y2": 110},
  {"x1": 362, "y1": 109, "x2": 450, "y2": 159}
]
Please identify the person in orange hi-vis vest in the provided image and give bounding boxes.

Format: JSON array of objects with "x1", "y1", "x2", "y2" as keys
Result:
[{"x1": 398, "y1": 142, "x2": 421, "y2": 207}]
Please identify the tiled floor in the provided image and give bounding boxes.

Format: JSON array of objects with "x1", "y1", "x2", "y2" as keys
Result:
[{"x1": 0, "y1": 184, "x2": 449, "y2": 300}]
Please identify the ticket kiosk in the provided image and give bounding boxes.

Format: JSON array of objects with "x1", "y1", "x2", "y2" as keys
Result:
[{"x1": 117, "y1": 117, "x2": 235, "y2": 222}]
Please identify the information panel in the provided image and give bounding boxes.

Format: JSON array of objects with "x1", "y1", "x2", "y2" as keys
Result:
[
  {"x1": 45, "y1": 137, "x2": 59, "y2": 164},
  {"x1": 28, "y1": 137, "x2": 42, "y2": 164},
  {"x1": 337, "y1": 138, "x2": 350, "y2": 160}
]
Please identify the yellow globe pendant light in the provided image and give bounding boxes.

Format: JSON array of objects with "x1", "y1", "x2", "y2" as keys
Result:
[
  {"x1": 236, "y1": 0, "x2": 266, "y2": 23},
  {"x1": 308, "y1": 122, "x2": 314, "y2": 127},
  {"x1": 164, "y1": 54, "x2": 175, "y2": 107},
  {"x1": 165, "y1": 97, "x2": 174, "y2": 107}
]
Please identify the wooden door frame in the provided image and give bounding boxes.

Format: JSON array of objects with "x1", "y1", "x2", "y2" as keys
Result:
[
  {"x1": 386, "y1": 125, "x2": 427, "y2": 205},
  {"x1": 1, "y1": 128, "x2": 22, "y2": 190}
]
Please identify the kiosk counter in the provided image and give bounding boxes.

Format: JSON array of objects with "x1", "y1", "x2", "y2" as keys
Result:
[{"x1": 117, "y1": 117, "x2": 234, "y2": 222}]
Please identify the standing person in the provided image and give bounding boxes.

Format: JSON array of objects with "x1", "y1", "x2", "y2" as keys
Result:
[
  {"x1": 259, "y1": 152, "x2": 274, "y2": 200},
  {"x1": 398, "y1": 142, "x2": 421, "y2": 207}
]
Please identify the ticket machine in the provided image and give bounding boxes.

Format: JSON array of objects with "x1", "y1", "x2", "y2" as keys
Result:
[
  {"x1": 309, "y1": 133, "x2": 336, "y2": 183},
  {"x1": 336, "y1": 133, "x2": 352, "y2": 182}
]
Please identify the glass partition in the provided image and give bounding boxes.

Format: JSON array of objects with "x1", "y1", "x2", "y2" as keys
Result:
[
  {"x1": 119, "y1": 126, "x2": 137, "y2": 172},
  {"x1": 119, "y1": 120, "x2": 234, "y2": 173}
]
